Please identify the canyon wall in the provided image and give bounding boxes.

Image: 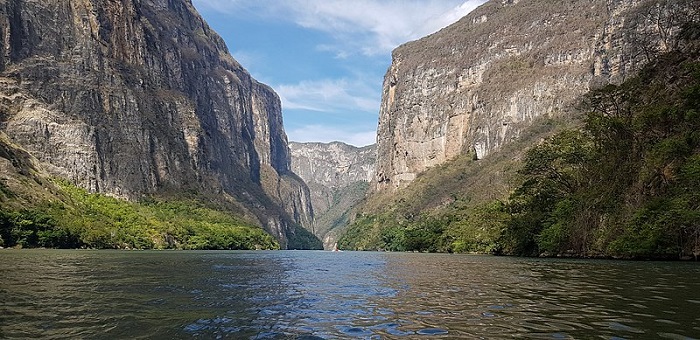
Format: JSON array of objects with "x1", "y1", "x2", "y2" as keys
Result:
[
  {"x1": 375, "y1": 0, "x2": 698, "y2": 191},
  {"x1": 0, "y1": 0, "x2": 315, "y2": 247},
  {"x1": 290, "y1": 142, "x2": 375, "y2": 248}
]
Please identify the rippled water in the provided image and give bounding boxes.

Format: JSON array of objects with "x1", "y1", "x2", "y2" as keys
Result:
[{"x1": 1, "y1": 250, "x2": 699, "y2": 339}]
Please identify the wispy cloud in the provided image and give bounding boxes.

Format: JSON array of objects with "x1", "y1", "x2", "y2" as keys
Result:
[
  {"x1": 275, "y1": 77, "x2": 380, "y2": 114},
  {"x1": 193, "y1": 0, "x2": 486, "y2": 56},
  {"x1": 287, "y1": 124, "x2": 377, "y2": 146},
  {"x1": 193, "y1": 0, "x2": 486, "y2": 146},
  {"x1": 292, "y1": 0, "x2": 485, "y2": 56}
]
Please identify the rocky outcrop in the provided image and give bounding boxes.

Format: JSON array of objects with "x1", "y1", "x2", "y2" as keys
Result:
[
  {"x1": 0, "y1": 0, "x2": 315, "y2": 247},
  {"x1": 375, "y1": 0, "x2": 699, "y2": 191},
  {"x1": 290, "y1": 142, "x2": 375, "y2": 196},
  {"x1": 290, "y1": 142, "x2": 376, "y2": 248}
]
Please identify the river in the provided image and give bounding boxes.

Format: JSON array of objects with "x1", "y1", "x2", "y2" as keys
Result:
[{"x1": 1, "y1": 250, "x2": 698, "y2": 339}]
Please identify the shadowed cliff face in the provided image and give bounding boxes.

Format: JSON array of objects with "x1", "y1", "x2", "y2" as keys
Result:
[
  {"x1": 375, "y1": 0, "x2": 699, "y2": 192},
  {"x1": 0, "y1": 0, "x2": 314, "y2": 247}
]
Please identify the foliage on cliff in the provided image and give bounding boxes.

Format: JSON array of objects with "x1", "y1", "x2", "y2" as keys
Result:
[
  {"x1": 337, "y1": 119, "x2": 562, "y2": 253},
  {"x1": 340, "y1": 47, "x2": 700, "y2": 259},
  {"x1": 502, "y1": 49, "x2": 700, "y2": 258},
  {"x1": 0, "y1": 172, "x2": 279, "y2": 250},
  {"x1": 286, "y1": 223, "x2": 324, "y2": 250},
  {"x1": 0, "y1": 0, "x2": 317, "y2": 248},
  {"x1": 289, "y1": 142, "x2": 376, "y2": 248}
]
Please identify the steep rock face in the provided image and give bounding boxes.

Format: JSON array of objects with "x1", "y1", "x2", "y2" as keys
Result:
[
  {"x1": 290, "y1": 142, "x2": 375, "y2": 196},
  {"x1": 0, "y1": 0, "x2": 314, "y2": 247},
  {"x1": 290, "y1": 142, "x2": 376, "y2": 248},
  {"x1": 375, "y1": 0, "x2": 698, "y2": 191}
]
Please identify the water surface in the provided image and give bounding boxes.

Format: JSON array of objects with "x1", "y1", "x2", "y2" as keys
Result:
[{"x1": 1, "y1": 250, "x2": 699, "y2": 339}]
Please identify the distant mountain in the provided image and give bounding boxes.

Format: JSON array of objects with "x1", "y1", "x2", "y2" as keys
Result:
[
  {"x1": 0, "y1": 0, "x2": 319, "y2": 249},
  {"x1": 289, "y1": 142, "x2": 375, "y2": 249}
]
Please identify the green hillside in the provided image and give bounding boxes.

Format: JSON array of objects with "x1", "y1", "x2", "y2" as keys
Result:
[
  {"x1": 340, "y1": 47, "x2": 700, "y2": 260},
  {"x1": 0, "y1": 136, "x2": 279, "y2": 250}
]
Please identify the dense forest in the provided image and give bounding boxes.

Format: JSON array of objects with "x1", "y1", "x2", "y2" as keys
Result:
[
  {"x1": 0, "y1": 178, "x2": 281, "y2": 250},
  {"x1": 340, "y1": 40, "x2": 700, "y2": 259},
  {"x1": 0, "y1": 132, "x2": 326, "y2": 251}
]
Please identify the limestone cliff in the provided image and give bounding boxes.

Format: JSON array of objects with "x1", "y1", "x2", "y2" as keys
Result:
[
  {"x1": 0, "y1": 0, "x2": 315, "y2": 247},
  {"x1": 375, "y1": 0, "x2": 699, "y2": 191},
  {"x1": 290, "y1": 142, "x2": 375, "y2": 248}
]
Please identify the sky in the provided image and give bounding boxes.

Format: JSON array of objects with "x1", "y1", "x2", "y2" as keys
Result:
[{"x1": 191, "y1": 0, "x2": 487, "y2": 146}]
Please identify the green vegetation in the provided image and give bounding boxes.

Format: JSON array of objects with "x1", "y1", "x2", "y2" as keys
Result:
[
  {"x1": 312, "y1": 181, "x2": 370, "y2": 245},
  {"x1": 340, "y1": 48, "x2": 700, "y2": 259},
  {"x1": 0, "y1": 180, "x2": 279, "y2": 250},
  {"x1": 287, "y1": 224, "x2": 323, "y2": 250},
  {"x1": 502, "y1": 50, "x2": 700, "y2": 258},
  {"x1": 337, "y1": 125, "x2": 559, "y2": 253},
  {"x1": 337, "y1": 113, "x2": 570, "y2": 252},
  {"x1": 338, "y1": 198, "x2": 509, "y2": 253}
]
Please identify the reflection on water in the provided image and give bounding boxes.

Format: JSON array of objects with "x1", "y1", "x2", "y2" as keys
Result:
[
  {"x1": 379, "y1": 255, "x2": 700, "y2": 339},
  {"x1": 1, "y1": 250, "x2": 699, "y2": 339}
]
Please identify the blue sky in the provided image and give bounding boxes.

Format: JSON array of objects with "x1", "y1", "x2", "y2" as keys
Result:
[{"x1": 191, "y1": 0, "x2": 486, "y2": 146}]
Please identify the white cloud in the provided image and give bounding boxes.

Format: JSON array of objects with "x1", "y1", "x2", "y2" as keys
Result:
[
  {"x1": 287, "y1": 124, "x2": 377, "y2": 146},
  {"x1": 193, "y1": 0, "x2": 486, "y2": 56},
  {"x1": 275, "y1": 77, "x2": 380, "y2": 114},
  {"x1": 315, "y1": 44, "x2": 350, "y2": 59},
  {"x1": 293, "y1": 0, "x2": 486, "y2": 55},
  {"x1": 191, "y1": 0, "x2": 487, "y2": 145}
]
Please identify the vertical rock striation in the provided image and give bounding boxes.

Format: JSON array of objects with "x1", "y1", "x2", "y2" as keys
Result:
[
  {"x1": 0, "y1": 0, "x2": 315, "y2": 247},
  {"x1": 375, "y1": 0, "x2": 699, "y2": 192},
  {"x1": 290, "y1": 142, "x2": 376, "y2": 248}
]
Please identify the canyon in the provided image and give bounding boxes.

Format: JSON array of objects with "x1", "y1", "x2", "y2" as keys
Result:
[
  {"x1": 0, "y1": 0, "x2": 315, "y2": 248},
  {"x1": 289, "y1": 141, "x2": 375, "y2": 249},
  {"x1": 1, "y1": 0, "x2": 697, "y2": 253}
]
